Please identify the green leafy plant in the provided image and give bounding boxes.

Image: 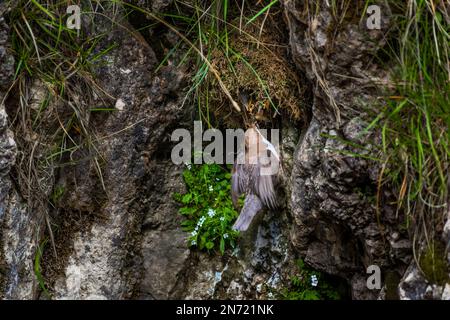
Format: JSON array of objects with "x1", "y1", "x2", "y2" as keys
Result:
[
  {"x1": 174, "y1": 163, "x2": 239, "y2": 254},
  {"x1": 280, "y1": 259, "x2": 341, "y2": 300},
  {"x1": 50, "y1": 185, "x2": 65, "y2": 205}
]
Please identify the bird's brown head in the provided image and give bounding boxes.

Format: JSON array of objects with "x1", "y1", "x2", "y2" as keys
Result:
[{"x1": 244, "y1": 126, "x2": 266, "y2": 164}]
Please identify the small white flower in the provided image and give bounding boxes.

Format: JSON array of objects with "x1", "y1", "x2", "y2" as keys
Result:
[
  {"x1": 207, "y1": 209, "x2": 216, "y2": 217},
  {"x1": 198, "y1": 216, "x2": 206, "y2": 226},
  {"x1": 191, "y1": 240, "x2": 197, "y2": 246},
  {"x1": 223, "y1": 233, "x2": 229, "y2": 239},
  {"x1": 191, "y1": 231, "x2": 197, "y2": 237},
  {"x1": 220, "y1": 217, "x2": 225, "y2": 222},
  {"x1": 311, "y1": 275, "x2": 318, "y2": 287},
  {"x1": 208, "y1": 185, "x2": 213, "y2": 192}
]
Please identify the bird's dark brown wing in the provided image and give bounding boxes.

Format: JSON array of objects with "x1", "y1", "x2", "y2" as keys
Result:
[
  {"x1": 232, "y1": 161, "x2": 278, "y2": 210},
  {"x1": 231, "y1": 163, "x2": 245, "y2": 208},
  {"x1": 232, "y1": 194, "x2": 263, "y2": 231},
  {"x1": 251, "y1": 161, "x2": 278, "y2": 209}
]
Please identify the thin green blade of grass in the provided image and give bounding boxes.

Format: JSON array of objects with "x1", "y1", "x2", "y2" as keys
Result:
[
  {"x1": 246, "y1": 0, "x2": 278, "y2": 26},
  {"x1": 31, "y1": 0, "x2": 56, "y2": 21},
  {"x1": 34, "y1": 239, "x2": 50, "y2": 298}
]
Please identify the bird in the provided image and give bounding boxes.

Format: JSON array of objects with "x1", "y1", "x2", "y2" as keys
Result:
[{"x1": 231, "y1": 125, "x2": 281, "y2": 231}]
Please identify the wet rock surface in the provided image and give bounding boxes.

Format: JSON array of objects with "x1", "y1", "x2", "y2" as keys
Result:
[{"x1": 171, "y1": 207, "x2": 296, "y2": 300}]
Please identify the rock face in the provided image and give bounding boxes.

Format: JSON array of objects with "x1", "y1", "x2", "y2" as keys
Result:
[
  {"x1": 0, "y1": 1, "x2": 448, "y2": 300},
  {"x1": 0, "y1": 2, "x2": 297, "y2": 300},
  {"x1": 48, "y1": 12, "x2": 189, "y2": 299},
  {"x1": 282, "y1": 0, "x2": 412, "y2": 299},
  {"x1": 172, "y1": 205, "x2": 296, "y2": 300},
  {"x1": 37, "y1": 6, "x2": 296, "y2": 299},
  {"x1": 1, "y1": 3, "x2": 40, "y2": 300}
]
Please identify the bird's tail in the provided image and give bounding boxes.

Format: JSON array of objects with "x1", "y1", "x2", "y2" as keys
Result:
[{"x1": 233, "y1": 194, "x2": 263, "y2": 231}]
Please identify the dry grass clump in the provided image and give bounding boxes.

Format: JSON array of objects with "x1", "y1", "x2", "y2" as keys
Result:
[{"x1": 208, "y1": 22, "x2": 303, "y2": 126}]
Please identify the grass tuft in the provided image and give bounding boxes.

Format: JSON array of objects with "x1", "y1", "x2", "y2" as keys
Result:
[{"x1": 5, "y1": 0, "x2": 117, "y2": 294}]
